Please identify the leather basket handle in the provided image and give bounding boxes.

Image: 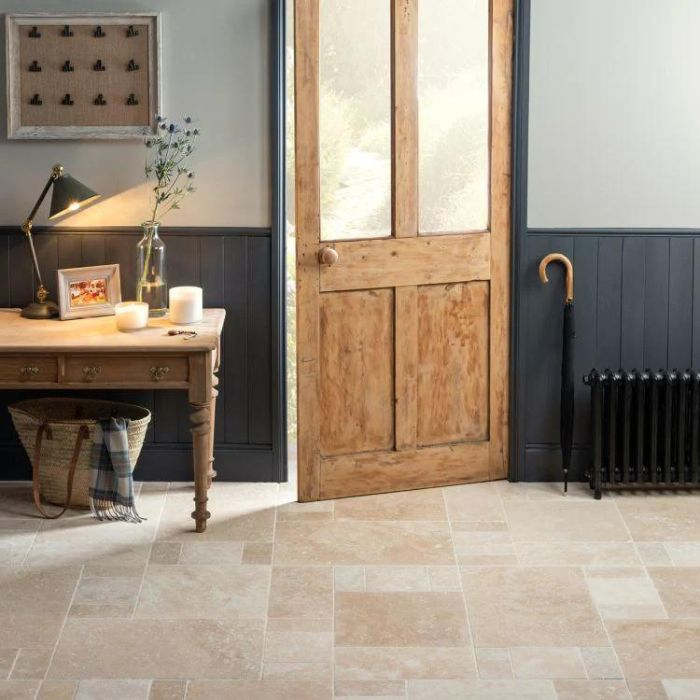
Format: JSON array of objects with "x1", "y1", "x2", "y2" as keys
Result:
[{"x1": 32, "y1": 423, "x2": 90, "y2": 519}]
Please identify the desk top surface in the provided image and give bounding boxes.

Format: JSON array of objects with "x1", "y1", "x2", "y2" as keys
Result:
[{"x1": 0, "y1": 308, "x2": 225, "y2": 353}]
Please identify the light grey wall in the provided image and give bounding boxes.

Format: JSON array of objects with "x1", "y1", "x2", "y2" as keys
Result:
[
  {"x1": 528, "y1": 0, "x2": 700, "y2": 229},
  {"x1": 0, "y1": 0, "x2": 270, "y2": 227}
]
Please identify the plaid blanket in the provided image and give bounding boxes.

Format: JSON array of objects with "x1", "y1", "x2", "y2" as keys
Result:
[{"x1": 89, "y1": 417, "x2": 144, "y2": 523}]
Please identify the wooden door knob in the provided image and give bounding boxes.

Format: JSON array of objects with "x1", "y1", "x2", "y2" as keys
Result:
[{"x1": 319, "y1": 247, "x2": 339, "y2": 266}]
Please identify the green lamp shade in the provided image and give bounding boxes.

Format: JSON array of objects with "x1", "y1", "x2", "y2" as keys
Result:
[{"x1": 48, "y1": 174, "x2": 100, "y2": 220}]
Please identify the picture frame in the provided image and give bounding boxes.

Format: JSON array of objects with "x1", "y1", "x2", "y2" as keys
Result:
[
  {"x1": 5, "y1": 13, "x2": 161, "y2": 140},
  {"x1": 57, "y1": 264, "x2": 122, "y2": 320}
]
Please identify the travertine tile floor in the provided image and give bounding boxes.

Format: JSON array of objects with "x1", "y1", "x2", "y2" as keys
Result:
[{"x1": 1, "y1": 479, "x2": 700, "y2": 699}]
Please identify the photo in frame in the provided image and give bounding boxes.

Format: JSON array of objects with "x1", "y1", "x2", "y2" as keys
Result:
[{"x1": 57, "y1": 264, "x2": 122, "y2": 320}]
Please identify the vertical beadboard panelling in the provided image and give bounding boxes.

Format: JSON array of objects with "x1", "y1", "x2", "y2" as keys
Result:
[
  {"x1": 620, "y1": 236, "x2": 645, "y2": 370},
  {"x1": 9, "y1": 233, "x2": 34, "y2": 306},
  {"x1": 694, "y1": 240, "x2": 700, "y2": 368},
  {"x1": 81, "y1": 234, "x2": 106, "y2": 267},
  {"x1": 224, "y1": 235, "x2": 249, "y2": 444},
  {"x1": 0, "y1": 227, "x2": 274, "y2": 481},
  {"x1": 0, "y1": 235, "x2": 9, "y2": 307},
  {"x1": 643, "y1": 237, "x2": 670, "y2": 370},
  {"x1": 520, "y1": 231, "x2": 700, "y2": 481},
  {"x1": 572, "y1": 235, "x2": 598, "y2": 445},
  {"x1": 595, "y1": 237, "x2": 622, "y2": 369},
  {"x1": 668, "y1": 237, "x2": 693, "y2": 370},
  {"x1": 525, "y1": 235, "x2": 574, "y2": 445},
  {"x1": 248, "y1": 236, "x2": 272, "y2": 444},
  {"x1": 57, "y1": 234, "x2": 82, "y2": 269}
]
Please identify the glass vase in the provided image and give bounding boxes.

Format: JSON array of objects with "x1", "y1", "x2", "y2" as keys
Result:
[{"x1": 136, "y1": 221, "x2": 167, "y2": 317}]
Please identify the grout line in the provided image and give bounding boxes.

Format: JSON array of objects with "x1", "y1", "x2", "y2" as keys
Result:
[
  {"x1": 260, "y1": 485, "x2": 280, "y2": 681},
  {"x1": 42, "y1": 563, "x2": 85, "y2": 683},
  {"x1": 440, "y1": 486, "x2": 477, "y2": 680},
  {"x1": 130, "y1": 485, "x2": 168, "y2": 620},
  {"x1": 5, "y1": 649, "x2": 19, "y2": 682}
]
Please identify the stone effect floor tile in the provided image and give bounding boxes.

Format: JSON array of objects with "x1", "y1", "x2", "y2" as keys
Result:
[
  {"x1": 268, "y1": 566, "x2": 333, "y2": 618},
  {"x1": 334, "y1": 566, "x2": 365, "y2": 592},
  {"x1": 335, "y1": 592, "x2": 469, "y2": 648},
  {"x1": 661, "y1": 679, "x2": 700, "y2": 699},
  {"x1": 334, "y1": 647, "x2": 476, "y2": 681},
  {"x1": 37, "y1": 680, "x2": 79, "y2": 700},
  {"x1": 475, "y1": 648, "x2": 513, "y2": 680},
  {"x1": 75, "y1": 679, "x2": 151, "y2": 699},
  {"x1": 264, "y1": 619, "x2": 333, "y2": 663},
  {"x1": 647, "y1": 568, "x2": 700, "y2": 618},
  {"x1": 553, "y1": 679, "x2": 632, "y2": 699},
  {"x1": 334, "y1": 489, "x2": 447, "y2": 521},
  {"x1": 0, "y1": 680, "x2": 42, "y2": 699},
  {"x1": 274, "y1": 520, "x2": 454, "y2": 566},
  {"x1": 509, "y1": 646, "x2": 587, "y2": 680},
  {"x1": 134, "y1": 564, "x2": 270, "y2": 620},
  {"x1": 580, "y1": 647, "x2": 624, "y2": 680},
  {"x1": 626, "y1": 680, "x2": 669, "y2": 700},
  {"x1": 185, "y1": 680, "x2": 331, "y2": 700},
  {"x1": 334, "y1": 679, "x2": 406, "y2": 697},
  {"x1": 606, "y1": 620, "x2": 700, "y2": 679},
  {"x1": 48, "y1": 619, "x2": 265, "y2": 679},
  {"x1": 406, "y1": 679, "x2": 556, "y2": 699},
  {"x1": 262, "y1": 662, "x2": 332, "y2": 683},
  {"x1": 10, "y1": 647, "x2": 54, "y2": 680},
  {"x1": 504, "y1": 501, "x2": 629, "y2": 542},
  {"x1": 2, "y1": 483, "x2": 700, "y2": 697},
  {"x1": 148, "y1": 679, "x2": 187, "y2": 700},
  {"x1": 462, "y1": 566, "x2": 608, "y2": 647}
]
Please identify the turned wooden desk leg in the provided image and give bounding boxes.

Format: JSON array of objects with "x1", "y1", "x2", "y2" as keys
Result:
[
  {"x1": 208, "y1": 374, "x2": 219, "y2": 488},
  {"x1": 190, "y1": 401, "x2": 212, "y2": 533}
]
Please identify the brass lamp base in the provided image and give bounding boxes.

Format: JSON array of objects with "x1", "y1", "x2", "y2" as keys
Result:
[{"x1": 21, "y1": 300, "x2": 59, "y2": 319}]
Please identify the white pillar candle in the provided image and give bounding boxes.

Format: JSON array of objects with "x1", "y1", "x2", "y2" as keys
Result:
[
  {"x1": 169, "y1": 286, "x2": 203, "y2": 324},
  {"x1": 115, "y1": 302, "x2": 149, "y2": 331}
]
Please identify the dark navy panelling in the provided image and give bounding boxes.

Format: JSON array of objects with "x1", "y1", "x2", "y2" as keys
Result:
[
  {"x1": 511, "y1": 0, "x2": 700, "y2": 481},
  {"x1": 668, "y1": 237, "x2": 694, "y2": 370},
  {"x1": 620, "y1": 237, "x2": 645, "y2": 370},
  {"x1": 0, "y1": 227, "x2": 278, "y2": 482},
  {"x1": 515, "y1": 232, "x2": 700, "y2": 482},
  {"x1": 595, "y1": 237, "x2": 622, "y2": 368},
  {"x1": 643, "y1": 237, "x2": 670, "y2": 370}
]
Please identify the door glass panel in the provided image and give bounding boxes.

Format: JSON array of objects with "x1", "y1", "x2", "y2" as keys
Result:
[
  {"x1": 320, "y1": 0, "x2": 391, "y2": 240},
  {"x1": 418, "y1": 0, "x2": 489, "y2": 234}
]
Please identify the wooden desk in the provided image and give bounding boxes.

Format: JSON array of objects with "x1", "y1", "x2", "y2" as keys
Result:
[{"x1": 0, "y1": 308, "x2": 225, "y2": 532}]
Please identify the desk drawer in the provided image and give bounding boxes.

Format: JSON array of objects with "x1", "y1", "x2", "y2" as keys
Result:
[
  {"x1": 0, "y1": 356, "x2": 58, "y2": 383},
  {"x1": 65, "y1": 355, "x2": 189, "y2": 385}
]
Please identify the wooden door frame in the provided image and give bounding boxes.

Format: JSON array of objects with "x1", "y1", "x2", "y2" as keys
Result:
[{"x1": 295, "y1": 0, "x2": 514, "y2": 501}]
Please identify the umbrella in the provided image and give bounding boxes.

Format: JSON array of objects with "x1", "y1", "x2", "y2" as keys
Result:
[{"x1": 539, "y1": 253, "x2": 575, "y2": 493}]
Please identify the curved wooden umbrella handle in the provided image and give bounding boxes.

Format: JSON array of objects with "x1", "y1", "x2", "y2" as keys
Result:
[{"x1": 539, "y1": 253, "x2": 574, "y2": 303}]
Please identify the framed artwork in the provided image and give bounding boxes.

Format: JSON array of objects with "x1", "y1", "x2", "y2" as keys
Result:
[
  {"x1": 5, "y1": 13, "x2": 161, "y2": 139},
  {"x1": 57, "y1": 264, "x2": 122, "y2": 320}
]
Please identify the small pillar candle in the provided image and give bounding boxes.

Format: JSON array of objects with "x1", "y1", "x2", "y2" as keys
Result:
[
  {"x1": 115, "y1": 302, "x2": 149, "y2": 331},
  {"x1": 169, "y1": 286, "x2": 203, "y2": 324}
]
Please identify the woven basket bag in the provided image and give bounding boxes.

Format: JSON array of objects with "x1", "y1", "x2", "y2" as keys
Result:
[{"x1": 9, "y1": 398, "x2": 150, "y2": 517}]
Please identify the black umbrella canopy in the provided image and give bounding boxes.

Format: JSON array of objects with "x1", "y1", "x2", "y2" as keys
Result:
[{"x1": 539, "y1": 253, "x2": 575, "y2": 493}]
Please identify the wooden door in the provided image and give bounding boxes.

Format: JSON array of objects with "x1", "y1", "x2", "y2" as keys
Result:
[{"x1": 295, "y1": 0, "x2": 513, "y2": 500}]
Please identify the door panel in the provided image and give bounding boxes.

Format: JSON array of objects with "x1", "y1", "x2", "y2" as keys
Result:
[
  {"x1": 295, "y1": 0, "x2": 513, "y2": 501},
  {"x1": 320, "y1": 290, "x2": 394, "y2": 455},
  {"x1": 417, "y1": 281, "x2": 489, "y2": 446}
]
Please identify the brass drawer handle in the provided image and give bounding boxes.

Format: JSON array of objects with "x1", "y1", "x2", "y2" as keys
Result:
[
  {"x1": 82, "y1": 366, "x2": 102, "y2": 382},
  {"x1": 150, "y1": 366, "x2": 170, "y2": 382},
  {"x1": 20, "y1": 366, "x2": 39, "y2": 378}
]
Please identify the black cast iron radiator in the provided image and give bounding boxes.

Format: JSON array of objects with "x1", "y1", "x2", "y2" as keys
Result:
[{"x1": 583, "y1": 369, "x2": 700, "y2": 499}]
